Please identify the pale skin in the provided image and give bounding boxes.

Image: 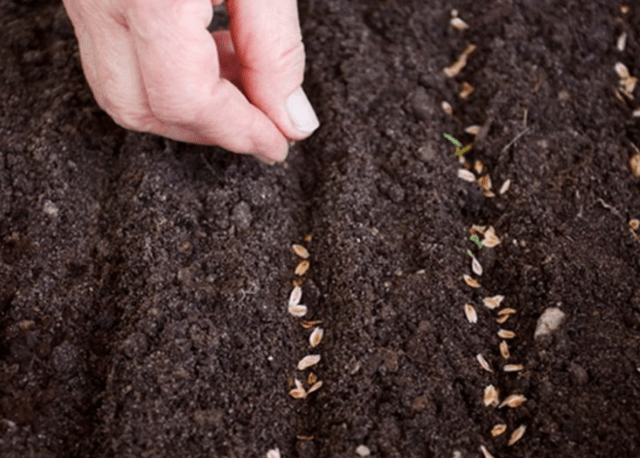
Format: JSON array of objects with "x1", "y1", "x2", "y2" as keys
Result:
[{"x1": 62, "y1": 0, "x2": 320, "y2": 163}]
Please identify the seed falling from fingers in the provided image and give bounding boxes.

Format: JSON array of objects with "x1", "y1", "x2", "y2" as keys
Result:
[
  {"x1": 500, "y1": 394, "x2": 527, "y2": 408},
  {"x1": 298, "y1": 354, "x2": 321, "y2": 371},
  {"x1": 309, "y1": 327, "x2": 324, "y2": 347},
  {"x1": 508, "y1": 425, "x2": 527, "y2": 446},
  {"x1": 491, "y1": 424, "x2": 507, "y2": 437},
  {"x1": 483, "y1": 385, "x2": 499, "y2": 407},
  {"x1": 464, "y1": 304, "x2": 478, "y2": 323},
  {"x1": 476, "y1": 354, "x2": 493, "y2": 372}
]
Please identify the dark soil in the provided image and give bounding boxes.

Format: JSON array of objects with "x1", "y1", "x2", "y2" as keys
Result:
[{"x1": 2, "y1": 0, "x2": 640, "y2": 457}]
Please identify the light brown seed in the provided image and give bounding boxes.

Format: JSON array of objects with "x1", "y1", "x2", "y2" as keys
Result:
[
  {"x1": 298, "y1": 354, "x2": 321, "y2": 371},
  {"x1": 307, "y1": 380, "x2": 323, "y2": 394},
  {"x1": 465, "y1": 125, "x2": 482, "y2": 135},
  {"x1": 289, "y1": 286, "x2": 302, "y2": 306},
  {"x1": 482, "y1": 226, "x2": 501, "y2": 247},
  {"x1": 491, "y1": 424, "x2": 507, "y2": 437},
  {"x1": 301, "y1": 320, "x2": 322, "y2": 329},
  {"x1": 267, "y1": 448, "x2": 281, "y2": 458},
  {"x1": 630, "y1": 219, "x2": 640, "y2": 230},
  {"x1": 498, "y1": 307, "x2": 517, "y2": 316},
  {"x1": 473, "y1": 160, "x2": 484, "y2": 175},
  {"x1": 633, "y1": 108, "x2": 640, "y2": 118},
  {"x1": 508, "y1": 425, "x2": 527, "y2": 446},
  {"x1": 617, "y1": 32, "x2": 627, "y2": 52},
  {"x1": 621, "y1": 4, "x2": 629, "y2": 14},
  {"x1": 464, "y1": 304, "x2": 478, "y2": 323},
  {"x1": 470, "y1": 225, "x2": 487, "y2": 235},
  {"x1": 303, "y1": 234, "x2": 313, "y2": 243},
  {"x1": 483, "y1": 295, "x2": 505, "y2": 310},
  {"x1": 483, "y1": 384, "x2": 499, "y2": 407},
  {"x1": 471, "y1": 256, "x2": 483, "y2": 276},
  {"x1": 450, "y1": 17, "x2": 469, "y2": 30},
  {"x1": 463, "y1": 274, "x2": 481, "y2": 288},
  {"x1": 309, "y1": 327, "x2": 324, "y2": 348},
  {"x1": 476, "y1": 354, "x2": 493, "y2": 372},
  {"x1": 292, "y1": 244, "x2": 310, "y2": 259},
  {"x1": 288, "y1": 303, "x2": 308, "y2": 317},
  {"x1": 479, "y1": 445, "x2": 495, "y2": 458},
  {"x1": 630, "y1": 154, "x2": 640, "y2": 177},
  {"x1": 498, "y1": 329, "x2": 516, "y2": 339},
  {"x1": 482, "y1": 189, "x2": 496, "y2": 198},
  {"x1": 458, "y1": 169, "x2": 476, "y2": 182},
  {"x1": 478, "y1": 174, "x2": 492, "y2": 191},
  {"x1": 495, "y1": 314, "x2": 510, "y2": 324},
  {"x1": 459, "y1": 82, "x2": 474, "y2": 99},
  {"x1": 295, "y1": 260, "x2": 310, "y2": 276},
  {"x1": 499, "y1": 179, "x2": 511, "y2": 195},
  {"x1": 621, "y1": 76, "x2": 637, "y2": 97},
  {"x1": 442, "y1": 101, "x2": 453, "y2": 115},
  {"x1": 289, "y1": 379, "x2": 307, "y2": 399},
  {"x1": 500, "y1": 394, "x2": 527, "y2": 408},
  {"x1": 307, "y1": 372, "x2": 318, "y2": 385},
  {"x1": 500, "y1": 340, "x2": 510, "y2": 359},
  {"x1": 504, "y1": 364, "x2": 524, "y2": 372},
  {"x1": 615, "y1": 62, "x2": 630, "y2": 80}
]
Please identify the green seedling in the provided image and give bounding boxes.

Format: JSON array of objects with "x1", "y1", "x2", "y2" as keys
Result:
[
  {"x1": 443, "y1": 133, "x2": 472, "y2": 155},
  {"x1": 470, "y1": 235, "x2": 483, "y2": 248}
]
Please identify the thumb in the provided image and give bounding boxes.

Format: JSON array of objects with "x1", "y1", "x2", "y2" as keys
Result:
[{"x1": 227, "y1": 0, "x2": 320, "y2": 141}]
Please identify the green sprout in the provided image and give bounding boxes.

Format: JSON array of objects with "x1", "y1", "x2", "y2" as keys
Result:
[{"x1": 443, "y1": 133, "x2": 472, "y2": 155}]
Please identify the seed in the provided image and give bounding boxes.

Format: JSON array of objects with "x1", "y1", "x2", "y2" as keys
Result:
[
  {"x1": 459, "y1": 82, "x2": 474, "y2": 99},
  {"x1": 500, "y1": 340, "x2": 510, "y2": 359},
  {"x1": 463, "y1": 274, "x2": 481, "y2": 288},
  {"x1": 615, "y1": 62, "x2": 630, "y2": 80},
  {"x1": 471, "y1": 256, "x2": 483, "y2": 276},
  {"x1": 289, "y1": 379, "x2": 307, "y2": 399},
  {"x1": 498, "y1": 329, "x2": 516, "y2": 339},
  {"x1": 478, "y1": 174, "x2": 492, "y2": 191},
  {"x1": 301, "y1": 320, "x2": 322, "y2": 329},
  {"x1": 482, "y1": 189, "x2": 496, "y2": 198},
  {"x1": 307, "y1": 372, "x2": 318, "y2": 385},
  {"x1": 630, "y1": 154, "x2": 640, "y2": 177},
  {"x1": 309, "y1": 327, "x2": 324, "y2": 347},
  {"x1": 476, "y1": 354, "x2": 493, "y2": 372},
  {"x1": 483, "y1": 295, "x2": 504, "y2": 310},
  {"x1": 289, "y1": 286, "x2": 302, "y2": 306},
  {"x1": 633, "y1": 108, "x2": 640, "y2": 118},
  {"x1": 307, "y1": 380, "x2": 323, "y2": 394},
  {"x1": 297, "y1": 354, "x2": 321, "y2": 371},
  {"x1": 508, "y1": 425, "x2": 527, "y2": 446},
  {"x1": 482, "y1": 226, "x2": 501, "y2": 247},
  {"x1": 450, "y1": 17, "x2": 469, "y2": 30},
  {"x1": 500, "y1": 394, "x2": 527, "y2": 408},
  {"x1": 618, "y1": 32, "x2": 627, "y2": 52},
  {"x1": 621, "y1": 4, "x2": 629, "y2": 14},
  {"x1": 303, "y1": 234, "x2": 313, "y2": 243},
  {"x1": 465, "y1": 125, "x2": 481, "y2": 135},
  {"x1": 464, "y1": 304, "x2": 478, "y2": 323},
  {"x1": 292, "y1": 243, "x2": 309, "y2": 259},
  {"x1": 295, "y1": 260, "x2": 310, "y2": 276},
  {"x1": 479, "y1": 445, "x2": 495, "y2": 458},
  {"x1": 483, "y1": 384, "x2": 499, "y2": 407},
  {"x1": 504, "y1": 364, "x2": 524, "y2": 372},
  {"x1": 470, "y1": 225, "x2": 487, "y2": 235},
  {"x1": 288, "y1": 303, "x2": 308, "y2": 317},
  {"x1": 621, "y1": 76, "x2": 637, "y2": 96},
  {"x1": 458, "y1": 168, "x2": 476, "y2": 182},
  {"x1": 495, "y1": 314, "x2": 510, "y2": 324},
  {"x1": 498, "y1": 307, "x2": 517, "y2": 316},
  {"x1": 473, "y1": 160, "x2": 484, "y2": 174},
  {"x1": 442, "y1": 101, "x2": 453, "y2": 115},
  {"x1": 267, "y1": 448, "x2": 281, "y2": 458},
  {"x1": 499, "y1": 179, "x2": 511, "y2": 195},
  {"x1": 491, "y1": 424, "x2": 507, "y2": 437},
  {"x1": 630, "y1": 219, "x2": 640, "y2": 230}
]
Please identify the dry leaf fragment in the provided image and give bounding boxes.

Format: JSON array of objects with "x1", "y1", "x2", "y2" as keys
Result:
[
  {"x1": 297, "y1": 354, "x2": 321, "y2": 370},
  {"x1": 504, "y1": 364, "x2": 524, "y2": 372},
  {"x1": 450, "y1": 17, "x2": 469, "y2": 30},
  {"x1": 500, "y1": 394, "x2": 527, "y2": 408},
  {"x1": 508, "y1": 425, "x2": 527, "y2": 446},
  {"x1": 499, "y1": 179, "x2": 511, "y2": 195},
  {"x1": 483, "y1": 384, "x2": 499, "y2": 407},
  {"x1": 307, "y1": 380, "x2": 323, "y2": 394},
  {"x1": 464, "y1": 304, "x2": 478, "y2": 323},
  {"x1": 458, "y1": 168, "x2": 476, "y2": 182},
  {"x1": 498, "y1": 329, "x2": 516, "y2": 339},
  {"x1": 483, "y1": 295, "x2": 505, "y2": 310},
  {"x1": 491, "y1": 424, "x2": 507, "y2": 437},
  {"x1": 309, "y1": 327, "x2": 324, "y2": 347},
  {"x1": 499, "y1": 340, "x2": 510, "y2": 359},
  {"x1": 463, "y1": 274, "x2": 481, "y2": 288},
  {"x1": 476, "y1": 354, "x2": 493, "y2": 372},
  {"x1": 479, "y1": 445, "x2": 495, "y2": 458},
  {"x1": 295, "y1": 260, "x2": 310, "y2": 276},
  {"x1": 465, "y1": 125, "x2": 481, "y2": 135},
  {"x1": 292, "y1": 243, "x2": 309, "y2": 259}
]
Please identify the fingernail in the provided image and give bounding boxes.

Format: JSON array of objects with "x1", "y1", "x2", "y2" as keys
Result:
[
  {"x1": 253, "y1": 154, "x2": 275, "y2": 166},
  {"x1": 285, "y1": 87, "x2": 320, "y2": 134}
]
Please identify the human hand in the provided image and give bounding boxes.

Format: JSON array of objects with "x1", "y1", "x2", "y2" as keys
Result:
[{"x1": 62, "y1": 0, "x2": 320, "y2": 163}]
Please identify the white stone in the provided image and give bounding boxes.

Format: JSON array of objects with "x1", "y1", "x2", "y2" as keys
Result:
[{"x1": 534, "y1": 307, "x2": 566, "y2": 339}]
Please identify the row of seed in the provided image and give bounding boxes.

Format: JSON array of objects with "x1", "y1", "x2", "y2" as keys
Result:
[
  {"x1": 444, "y1": 10, "x2": 526, "y2": 457},
  {"x1": 287, "y1": 239, "x2": 324, "y2": 399}
]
